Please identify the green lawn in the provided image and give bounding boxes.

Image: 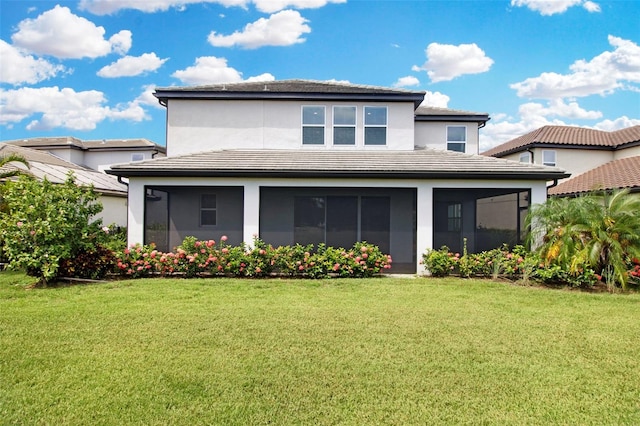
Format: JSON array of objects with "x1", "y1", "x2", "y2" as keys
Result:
[{"x1": 1, "y1": 271, "x2": 639, "y2": 425}]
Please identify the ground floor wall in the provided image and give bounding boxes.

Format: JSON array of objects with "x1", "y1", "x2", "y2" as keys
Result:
[{"x1": 125, "y1": 177, "x2": 548, "y2": 274}]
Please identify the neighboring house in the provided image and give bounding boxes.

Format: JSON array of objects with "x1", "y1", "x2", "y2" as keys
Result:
[
  {"x1": 0, "y1": 143, "x2": 128, "y2": 226},
  {"x1": 482, "y1": 125, "x2": 640, "y2": 196},
  {"x1": 106, "y1": 80, "x2": 568, "y2": 274},
  {"x1": 5, "y1": 136, "x2": 166, "y2": 172}
]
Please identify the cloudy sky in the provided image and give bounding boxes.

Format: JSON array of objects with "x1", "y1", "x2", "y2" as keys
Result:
[{"x1": 1, "y1": 0, "x2": 638, "y2": 151}]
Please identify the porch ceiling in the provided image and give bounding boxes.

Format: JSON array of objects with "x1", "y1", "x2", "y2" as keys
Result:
[{"x1": 106, "y1": 148, "x2": 570, "y2": 180}]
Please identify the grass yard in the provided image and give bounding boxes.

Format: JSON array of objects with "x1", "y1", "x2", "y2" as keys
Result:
[{"x1": 1, "y1": 271, "x2": 639, "y2": 425}]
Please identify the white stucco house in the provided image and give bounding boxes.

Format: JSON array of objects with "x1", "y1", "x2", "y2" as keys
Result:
[{"x1": 106, "y1": 80, "x2": 568, "y2": 274}]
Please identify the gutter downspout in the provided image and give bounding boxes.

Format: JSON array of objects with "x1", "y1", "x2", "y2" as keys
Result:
[{"x1": 117, "y1": 175, "x2": 129, "y2": 187}]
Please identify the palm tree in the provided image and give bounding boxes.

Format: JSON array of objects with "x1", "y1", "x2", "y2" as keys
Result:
[{"x1": 528, "y1": 189, "x2": 640, "y2": 289}]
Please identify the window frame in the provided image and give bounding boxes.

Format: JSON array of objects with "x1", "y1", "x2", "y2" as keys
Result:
[
  {"x1": 519, "y1": 151, "x2": 531, "y2": 163},
  {"x1": 447, "y1": 202, "x2": 462, "y2": 232},
  {"x1": 301, "y1": 105, "x2": 326, "y2": 146},
  {"x1": 446, "y1": 125, "x2": 467, "y2": 153},
  {"x1": 200, "y1": 193, "x2": 217, "y2": 227},
  {"x1": 363, "y1": 106, "x2": 387, "y2": 146},
  {"x1": 332, "y1": 105, "x2": 357, "y2": 146},
  {"x1": 542, "y1": 150, "x2": 557, "y2": 167}
]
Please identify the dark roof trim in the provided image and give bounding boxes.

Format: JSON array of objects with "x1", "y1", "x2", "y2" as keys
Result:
[
  {"x1": 415, "y1": 114, "x2": 490, "y2": 124},
  {"x1": 154, "y1": 89, "x2": 426, "y2": 108},
  {"x1": 106, "y1": 168, "x2": 568, "y2": 180},
  {"x1": 491, "y1": 142, "x2": 616, "y2": 157}
]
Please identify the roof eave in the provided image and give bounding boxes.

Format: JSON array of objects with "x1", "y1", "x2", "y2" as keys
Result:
[
  {"x1": 153, "y1": 90, "x2": 426, "y2": 108},
  {"x1": 106, "y1": 168, "x2": 569, "y2": 181}
]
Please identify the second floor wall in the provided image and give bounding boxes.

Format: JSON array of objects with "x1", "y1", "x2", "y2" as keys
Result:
[{"x1": 166, "y1": 99, "x2": 419, "y2": 156}]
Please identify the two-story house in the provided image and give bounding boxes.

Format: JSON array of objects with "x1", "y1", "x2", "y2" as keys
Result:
[
  {"x1": 107, "y1": 80, "x2": 568, "y2": 274},
  {"x1": 482, "y1": 125, "x2": 640, "y2": 196}
]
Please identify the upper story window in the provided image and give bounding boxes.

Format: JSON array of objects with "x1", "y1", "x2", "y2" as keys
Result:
[
  {"x1": 200, "y1": 194, "x2": 217, "y2": 226},
  {"x1": 519, "y1": 152, "x2": 531, "y2": 163},
  {"x1": 302, "y1": 106, "x2": 325, "y2": 145},
  {"x1": 333, "y1": 106, "x2": 356, "y2": 145},
  {"x1": 131, "y1": 153, "x2": 144, "y2": 162},
  {"x1": 542, "y1": 150, "x2": 556, "y2": 166},
  {"x1": 447, "y1": 126, "x2": 466, "y2": 152},
  {"x1": 364, "y1": 106, "x2": 387, "y2": 146}
]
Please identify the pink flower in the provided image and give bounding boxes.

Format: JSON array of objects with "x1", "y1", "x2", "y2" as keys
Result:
[
  {"x1": 221, "y1": 235, "x2": 228, "y2": 242},
  {"x1": 102, "y1": 226, "x2": 110, "y2": 234},
  {"x1": 30, "y1": 230, "x2": 36, "y2": 236},
  {"x1": 16, "y1": 221, "x2": 23, "y2": 227},
  {"x1": 361, "y1": 246, "x2": 368, "y2": 253},
  {"x1": 259, "y1": 249, "x2": 266, "y2": 255},
  {"x1": 333, "y1": 263, "x2": 340, "y2": 271},
  {"x1": 362, "y1": 253, "x2": 368, "y2": 259},
  {"x1": 206, "y1": 240, "x2": 215, "y2": 247},
  {"x1": 222, "y1": 248, "x2": 229, "y2": 254},
  {"x1": 255, "y1": 267, "x2": 262, "y2": 273}
]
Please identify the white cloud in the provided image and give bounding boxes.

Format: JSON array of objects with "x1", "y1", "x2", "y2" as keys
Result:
[
  {"x1": 79, "y1": 0, "x2": 246, "y2": 15},
  {"x1": 479, "y1": 99, "x2": 605, "y2": 151},
  {"x1": 79, "y1": 0, "x2": 343, "y2": 14},
  {"x1": 0, "y1": 40, "x2": 65, "y2": 85},
  {"x1": 0, "y1": 86, "x2": 147, "y2": 131},
  {"x1": 420, "y1": 91, "x2": 450, "y2": 108},
  {"x1": 97, "y1": 53, "x2": 169, "y2": 78},
  {"x1": 510, "y1": 0, "x2": 600, "y2": 15},
  {"x1": 252, "y1": 0, "x2": 346, "y2": 13},
  {"x1": 510, "y1": 35, "x2": 640, "y2": 99},
  {"x1": 519, "y1": 99, "x2": 602, "y2": 120},
  {"x1": 171, "y1": 56, "x2": 275, "y2": 85},
  {"x1": 11, "y1": 5, "x2": 131, "y2": 59},
  {"x1": 593, "y1": 116, "x2": 640, "y2": 131},
  {"x1": 393, "y1": 76, "x2": 420, "y2": 87},
  {"x1": 412, "y1": 42, "x2": 494, "y2": 83},
  {"x1": 208, "y1": 10, "x2": 311, "y2": 49},
  {"x1": 135, "y1": 84, "x2": 164, "y2": 109}
]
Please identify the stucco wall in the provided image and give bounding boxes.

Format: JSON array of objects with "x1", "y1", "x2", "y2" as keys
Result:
[
  {"x1": 414, "y1": 121, "x2": 480, "y2": 154},
  {"x1": 98, "y1": 195, "x2": 128, "y2": 227},
  {"x1": 166, "y1": 99, "x2": 416, "y2": 156}
]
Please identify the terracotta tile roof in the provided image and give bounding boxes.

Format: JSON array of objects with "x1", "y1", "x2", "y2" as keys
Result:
[
  {"x1": 107, "y1": 148, "x2": 568, "y2": 181},
  {"x1": 482, "y1": 125, "x2": 640, "y2": 157},
  {"x1": 549, "y1": 156, "x2": 640, "y2": 196}
]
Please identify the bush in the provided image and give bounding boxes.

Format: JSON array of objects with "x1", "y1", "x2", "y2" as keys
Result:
[
  {"x1": 0, "y1": 173, "x2": 107, "y2": 285},
  {"x1": 421, "y1": 244, "x2": 600, "y2": 288},
  {"x1": 113, "y1": 237, "x2": 392, "y2": 279}
]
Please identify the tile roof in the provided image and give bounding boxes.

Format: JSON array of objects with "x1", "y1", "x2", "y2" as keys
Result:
[
  {"x1": 154, "y1": 79, "x2": 427, "y2": 108},
  {"x1": 0, "y1": 144, "x2": 127, "y2": 196},
  {"x1": 107, "y1": 148, "x2": 568, "y2": 180},
  {"x1": 414, "y1": 106, "x2": 490, "y2": 124},
  {"x1": 3, "y1": 137, "x2": 165, "y2": 152},
  {"x1": 549, "y1": 156, "x2": 640, "y2": 196},
  {"x1": 482, "y1": 125, "x2": 640, "y2": 157}
]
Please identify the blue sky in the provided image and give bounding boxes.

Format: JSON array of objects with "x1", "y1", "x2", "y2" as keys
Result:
[{"x1": 1, "y1": 0, "x2": 638, "y2": 151}]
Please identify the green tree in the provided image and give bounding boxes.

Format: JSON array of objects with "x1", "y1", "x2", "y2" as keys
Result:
[
  {"x1": 0, "y1": 172, "x2": 106, "y2": 285},
  {"x1": 527, "y1": 190, "x2": 640, "y2": 290}
]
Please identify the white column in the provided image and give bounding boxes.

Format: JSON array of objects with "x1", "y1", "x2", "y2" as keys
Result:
[
  {"x1": 243, "y1": 182, "x2": 260, "y2": 248},
  {"x1": 415, "y1": 183, "x2": 433, "y2": 275},
  {"x1": 127, "y1": 179, "x2": 145, "y2": 246}
]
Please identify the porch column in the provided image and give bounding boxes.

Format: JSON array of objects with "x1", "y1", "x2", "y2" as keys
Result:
[
  {"x1": 243, "y1": 182, "x2": 260, "y2": 248},
  {"x1": 416, "y1": 183, "x2": 433, "y2": 275},
  {"x1": 127, "y1": 179, "x2": 145, "y2": 246}
]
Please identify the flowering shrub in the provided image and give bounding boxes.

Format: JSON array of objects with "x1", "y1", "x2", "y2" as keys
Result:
[
  {"x1": 422, "y1": 244, "x2": 599, "y2": 288},
  {"x1": 114, "y1": 237, "x2": 392, "y2": 279},
  {"x1": 0, "y1": 173, "x2": 108, "y2": 285},
  {"x1": 628, "y1": 258, "x2": 640, "y2": 287}
]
